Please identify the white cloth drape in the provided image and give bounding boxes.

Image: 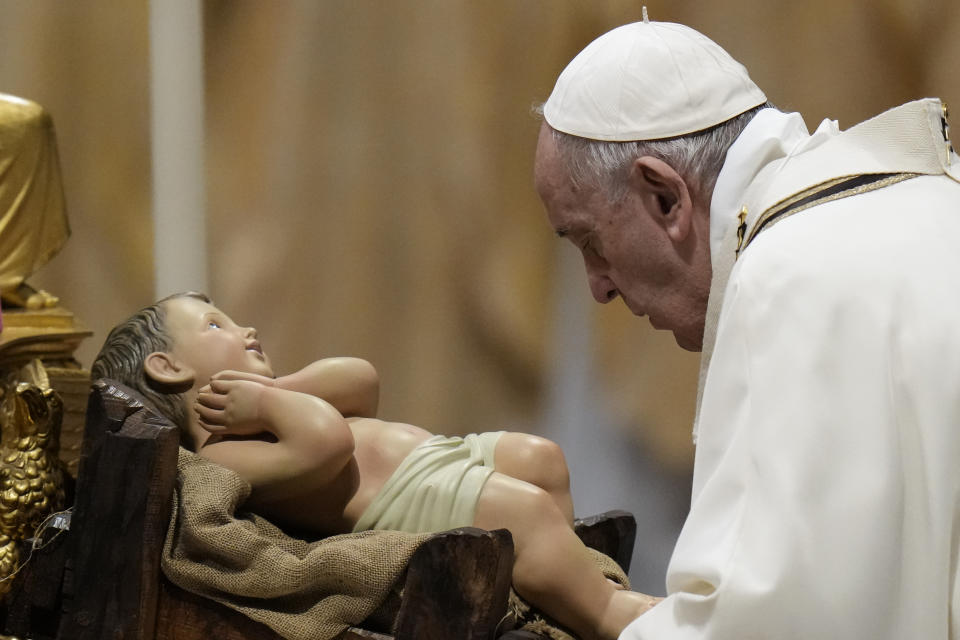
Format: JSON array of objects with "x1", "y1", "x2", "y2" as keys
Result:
[{"x1": 623, "y1": 103, "x2": 960, "y2": 638}]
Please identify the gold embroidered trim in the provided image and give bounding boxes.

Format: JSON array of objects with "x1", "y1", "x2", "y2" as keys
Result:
[
  {"x1": 735, "y1": 206, "x2": 748, "y2": 257},
  {"x1": 943, "y1": 102, "x2": 952, "y2": 167},
  {"x1": 740, "y1": 172, "x2": 920, "y2": 255}
]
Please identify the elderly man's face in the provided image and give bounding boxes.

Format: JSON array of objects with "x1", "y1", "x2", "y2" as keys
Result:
[{"x1": 533, "y1": 125, "x2": 710, "y2": 351}]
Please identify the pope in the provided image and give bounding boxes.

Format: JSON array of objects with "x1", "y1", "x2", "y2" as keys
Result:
[{"x1": 534, "y1": 15, "x2": 960, "y2": 639}]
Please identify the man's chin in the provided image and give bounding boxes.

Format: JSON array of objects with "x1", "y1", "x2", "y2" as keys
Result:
[
  {"x1": 648, "y1": 313, "x2": 704, "y2": 352},
  {"x1": 673, "y1": 329, "x2": 704, "y2": 353}
]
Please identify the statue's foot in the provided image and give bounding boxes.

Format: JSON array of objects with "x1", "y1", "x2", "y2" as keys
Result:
[{"x1": 1, "y1": 283, "x2": 59, "y2": 310}]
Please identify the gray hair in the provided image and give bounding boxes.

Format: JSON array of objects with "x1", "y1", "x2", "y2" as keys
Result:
[
  {"x1": 91, "y1": 291, "x2": 211, "y2": 447},
  {"x1": 537, "y1": 102, "x2": 775, "y2": 203}
]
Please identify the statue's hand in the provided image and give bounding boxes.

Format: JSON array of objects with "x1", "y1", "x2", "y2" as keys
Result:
[
  {"x1": 194, "y1": 378, "x2": 268, "y2": 435},
  {"x1": 211, "y1": 370, "x2": 277, "y2": 387}
]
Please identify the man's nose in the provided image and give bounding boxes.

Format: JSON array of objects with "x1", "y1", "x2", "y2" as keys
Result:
[{"x1": 587, "y1": 272, "x2": 618, "y2": 304}]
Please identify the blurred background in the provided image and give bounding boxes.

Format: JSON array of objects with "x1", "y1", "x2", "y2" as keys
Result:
[{"x1": 0, "y1": 0, "x2": 957, "y2": 593}]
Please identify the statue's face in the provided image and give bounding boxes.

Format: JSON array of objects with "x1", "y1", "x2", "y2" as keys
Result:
[{"x1": 163, "y1": 296, "x2": 275, "y2": 387}]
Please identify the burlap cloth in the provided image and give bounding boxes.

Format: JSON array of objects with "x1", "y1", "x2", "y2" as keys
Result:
[{"x1": 161, "y1": 448, "x2": 630, "y2": 640}]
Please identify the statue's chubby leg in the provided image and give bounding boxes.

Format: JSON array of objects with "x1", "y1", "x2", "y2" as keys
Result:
[
  {"x1": 492, "y1": 432, "x2": 575, "y2": 525},
  {"x1": 472, "y1": 473, "x2": 657, "y2": 640}
]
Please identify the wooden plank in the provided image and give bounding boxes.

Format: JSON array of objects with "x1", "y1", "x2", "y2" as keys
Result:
[
  {"x1": 393, "y1": 527, "x2": 513, "y2": 640},
  {"x1": 154, "y1": 579, "x2": 283, "y2": 640},
  {"x1": 58, "y1": 381, "x2": 179, "y2": 640},
  {"x1": 338, "y1": 629, "x2": 393, "y2": 640},
  {"x1": 574, "y1": 510, "x2": 636, "y2": 574},
  {"x1": 1, "y1": 534, "x2": 69, "y2": 639}
]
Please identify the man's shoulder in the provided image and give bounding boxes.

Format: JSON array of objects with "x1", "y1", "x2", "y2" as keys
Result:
[
  {"x1": 742, "y1": 99, "x2": 956, "y2": 231},
  {"x1": 733, "y1": 172, "x2": 960, "y2": 299}
]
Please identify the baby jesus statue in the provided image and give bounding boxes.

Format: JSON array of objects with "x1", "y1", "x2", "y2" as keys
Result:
[{"x1": 91, "y1": 292, "x2": 660, "y2": 640}]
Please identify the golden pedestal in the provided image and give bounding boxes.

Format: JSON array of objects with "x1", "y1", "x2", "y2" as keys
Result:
[{"x1": 0, "y1": 305, "x2": 91, "y2": 599}]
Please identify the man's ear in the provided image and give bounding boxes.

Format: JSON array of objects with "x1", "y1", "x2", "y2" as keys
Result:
[
  {"x1": 632, "y1": 156, "x2": 695, "y2": 243},
  {"x1": 144, "y1": 351, "x2": 196, "y2": 389}
]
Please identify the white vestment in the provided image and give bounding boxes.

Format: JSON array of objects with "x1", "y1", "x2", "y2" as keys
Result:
[{"x1": 622, "y1": 99, "x2": 960, "y2": 639}]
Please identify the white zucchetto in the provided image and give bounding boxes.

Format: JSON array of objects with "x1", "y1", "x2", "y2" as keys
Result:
[{"x1": 543, "y1": 20, "x2": 767, "y2": 141}]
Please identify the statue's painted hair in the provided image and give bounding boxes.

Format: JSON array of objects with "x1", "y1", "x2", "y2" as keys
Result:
[{"x1": 91, "y1": 291, "x2": 210, "y2": 445}]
